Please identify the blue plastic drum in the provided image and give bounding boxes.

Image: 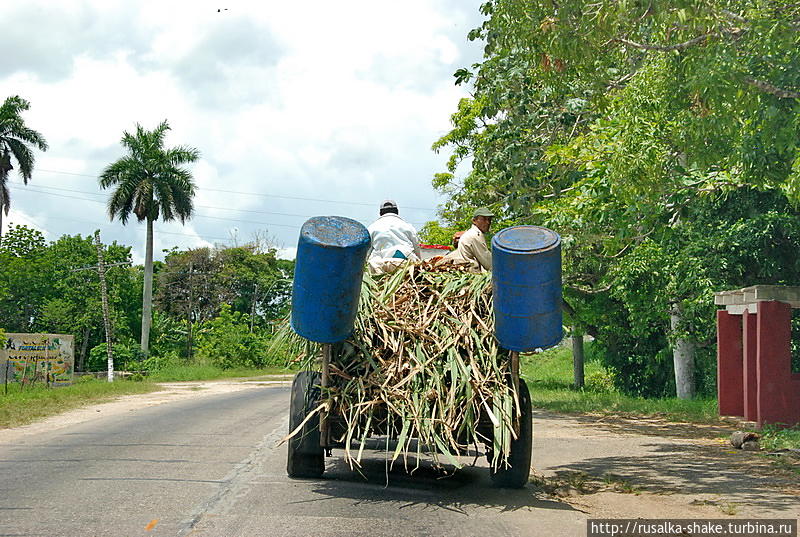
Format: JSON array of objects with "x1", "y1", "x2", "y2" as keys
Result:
[
  {"x1": 291, "y1": 216, "x2": 371, "y2": 343},
  {"x1": 492, "y1": 226, "x2": 562, "y2": 352}
]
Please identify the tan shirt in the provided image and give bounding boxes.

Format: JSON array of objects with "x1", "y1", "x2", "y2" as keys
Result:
[{"x1": 443, "y1": 224, "x2": 492, "y2": 271}]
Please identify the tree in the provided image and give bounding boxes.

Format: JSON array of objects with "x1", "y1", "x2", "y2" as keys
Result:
[
  {"x1": 431, "y1": 1, "x2": 800, "y2": 397},
  {"x1": 0, "y1": 225, "x2": 50, "y2": 331},
  {"x1": 0, "y1": 227, "x2": 139, "y2": 373},
  {"x1": 99, "y1": 120, "x2": 199, "y2": 355},
  {"x1": 157, "y1": 244, "x2": 293, "y2": 328},
  {"x1": 0, "y1": 96, "x2": 48, "y2": 238}
]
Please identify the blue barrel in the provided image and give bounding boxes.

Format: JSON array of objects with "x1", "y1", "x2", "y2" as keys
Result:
[
  {"x1": 291, "y1": 216, "x2": 371, "y2": 343},
  {"x1": 492, "y1": 226, "x2": 562, "y2": 352}
]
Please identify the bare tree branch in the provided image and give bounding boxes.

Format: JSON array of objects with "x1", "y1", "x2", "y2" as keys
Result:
[
  {"x1": 743, "y1": 77, "x2": 800, "y2": 99},
  {"x1": 566, "y1": 283, "x2": 613, "y2": 294},
  {"x1": 721, "y1": 9, "x2": 748, "y2": 24},
  {"x1": 614, "y1": 32, "x2": 716, "y2": 52},
  {"x1": 608, "y1": 71, "x2": 636, "y2": 89}
]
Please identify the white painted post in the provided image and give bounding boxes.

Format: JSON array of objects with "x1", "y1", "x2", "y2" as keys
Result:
[
  {"x1": 94, "y1": 231, "x2": 114, "y2": 383},
  {"x1": 670, "y1": 304, "x2": 695, "y2": 399}
]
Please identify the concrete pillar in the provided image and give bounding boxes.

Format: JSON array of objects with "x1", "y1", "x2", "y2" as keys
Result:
[
  {"x1": 716, "y1": 310, "x2": 743, "y2": 417},
  {"x1": 756, "y1": 300, "x2": 799, "y2": 427}
]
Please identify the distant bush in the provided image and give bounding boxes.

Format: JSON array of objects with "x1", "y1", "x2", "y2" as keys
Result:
[
  {"x1": 140, "y1": 351, "x2": 181, "y2": 372},
  {"x1": 87, "y1": 341, "x2": 144, "y2": 371},
  {"x1": 195, "y1": 305, "x2": 274, "y2": 369},
  {"x1": 148, "y1": 311, "x2": 186, "y2": 359}
]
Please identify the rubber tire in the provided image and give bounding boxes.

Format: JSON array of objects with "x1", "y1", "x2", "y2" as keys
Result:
[
  {"x1": 286, "y1": 371, "x2": 325, "y2": 478},
  {"x1": 489, "y1": 378, "x2": 533, "y2": 489}
]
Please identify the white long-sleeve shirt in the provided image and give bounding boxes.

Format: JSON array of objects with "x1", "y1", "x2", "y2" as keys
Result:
[{"x1": 366, "y1": 213, "x2": 422, "y2": 261}]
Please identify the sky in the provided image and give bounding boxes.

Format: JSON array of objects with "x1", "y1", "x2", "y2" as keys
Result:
[{"x1": 0, "y1": 0, "x2": 484, "y2": 262}]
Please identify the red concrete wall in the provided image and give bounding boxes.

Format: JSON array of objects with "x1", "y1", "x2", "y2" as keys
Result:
[
  {"x1": 716, "y1": 310, "x2": 743, "y2": 417},
  {"x1": 743, "y1": 311, "x2": 759, "y2": 422},
  {"x1": 756, "y1": 301, "x2": 800, "y2": 428}
]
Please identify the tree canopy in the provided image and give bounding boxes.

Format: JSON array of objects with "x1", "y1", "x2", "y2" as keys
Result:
[
  {"x1": 0, "y1": 95, "x2": 48, "y2": 236},
  {"x1": 430, "y1": 0, "x2": 800, "y2": 396}
]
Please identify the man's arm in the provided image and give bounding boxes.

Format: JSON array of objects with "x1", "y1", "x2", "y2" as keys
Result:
[
  {"x1": 404, "y1": 222, "x2": 422, "y2": 259},
  {"x1": 411, "y1": 230, "x2": 422, "y2": 259}
]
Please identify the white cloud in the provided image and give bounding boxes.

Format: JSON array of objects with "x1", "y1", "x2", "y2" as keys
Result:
[{"x1": 1, "y1": 0, "x2": 485, "y2": 261}]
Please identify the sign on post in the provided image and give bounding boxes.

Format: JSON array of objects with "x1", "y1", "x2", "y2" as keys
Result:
[{"x1": 1, "y1": 333, "x2": 75, "y2": 387}]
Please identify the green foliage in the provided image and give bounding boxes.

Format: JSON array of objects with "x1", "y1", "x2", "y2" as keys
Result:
[
  {"x1": 99, "y1": 119, "x2": 200, "y2": 355},
  {"x1": 156, "y1": 245, "x2": 292, "y2": 326},
  {"x1": 521, "y1": 345, "x2": 719, "y2": 423},
  {"x1": 760, "y1": 425, "x2": 800, "y2": 451},
  {"x1": 0, "y1": 95, "x2": 48, "y2": 231},
  {"x1": 147, "y1": 364, "x2": 292, "y2": 382},
  {"x1": 195, "y1": 305, "x2": 273, "y2": 369},
  {"x1": 0, "y1": 225, "x2": 294, "y2": 376},
  {"x1": 139, "y1": 351, "x2": 181, "y2": 373},
  {"x1": 434, "y1": 1, "x2": 800, "y2": 397},
  {"x1": 418, "y1": 220, "x2": 459, "y2": 247},
  {"x1": 87, "y1": 341, "x2": 144, "y2": 372},
  {"x1": 0, "y1": 226, "x2": 140, "y2": 371},
  {"x1": 99, "y1": 120, "x2": 199, "y2": 225}
]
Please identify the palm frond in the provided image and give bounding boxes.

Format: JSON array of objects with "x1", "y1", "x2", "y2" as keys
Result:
[
  {"x1": 154, "y1": 179, "x2": 175, "y2": 222},
  {"x1": 4, "y1": 138, "x2": 35, "y2": 182},
  {"x1": 165, "y1": 145, "x2": 200, "y2": 166},
  {"x1": 9, "y1": 125, "x2": 48, "y2": 151},
  {"x1": 100, "y1": 119, "x2": 198, "y2": 226},
  {"x1": 0, "y1": 96, "x2": 47, "y2": 189},
  {"x1": 99, "y1": 156, "x2": 140, "y2": 188},
  {"x1": 0, "y1": 96, "x2": 30, "y2": 120}
]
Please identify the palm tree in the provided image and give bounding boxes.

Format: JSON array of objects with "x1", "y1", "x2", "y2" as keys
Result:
[
  {"x1": 99, "y1": 120, "x2": 199, "y2": 354},
  {"x1": 0, "y1": 96, "x2": 48, "y2": 238}
]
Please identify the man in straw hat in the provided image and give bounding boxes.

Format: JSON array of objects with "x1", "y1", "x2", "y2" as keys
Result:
[{"x1": 442, "y1": 207, "x2": 494, "y2": 272}]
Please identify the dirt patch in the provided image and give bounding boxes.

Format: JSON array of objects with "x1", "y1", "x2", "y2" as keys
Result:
[
  {"x1": 0, "y1": 378, "x2": 290, "y2": 443},
  {"x1": 533, "y1": 410, "x2": 800, "y2": 519}
]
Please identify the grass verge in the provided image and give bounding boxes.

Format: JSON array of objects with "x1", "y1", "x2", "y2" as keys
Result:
[
  {"x1": 147, "y1": 364, "x2": 296, "y2": 382},
  {"x1": 521, "y1": 345, "x2": 719, "y2": 423},
  {"x1": 0, "y1": 378, "x2": 159, "y2": 429},
  {"x1": 760, "y1": 425, "x2": 800, "y2": 454}
]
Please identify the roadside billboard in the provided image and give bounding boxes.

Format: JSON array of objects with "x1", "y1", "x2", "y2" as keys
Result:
[{"x1": 0, "y1": 333, "x2": 74, "y2": 386}]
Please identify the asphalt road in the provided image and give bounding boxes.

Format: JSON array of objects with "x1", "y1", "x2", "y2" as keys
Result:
[{"x1": 0, "y1": 384, "x2": 581, "y2": 537}]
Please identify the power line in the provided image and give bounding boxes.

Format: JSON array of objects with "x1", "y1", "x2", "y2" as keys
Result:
[
  {"x1": 8, "y1": 184, "x2": 433, "y2": 228},
  {"x1": 12, "y1": 183, "x2": 346, "y2": 220},
  {"x1": 33, "y1": 168, "x2": 439, "y2": 211},
  {"x1": 10, "y1": 186, "x2": 302, "y2": 229},
  {"x1": 4, "y1": 209, "x2": 234, "y2": 242}
]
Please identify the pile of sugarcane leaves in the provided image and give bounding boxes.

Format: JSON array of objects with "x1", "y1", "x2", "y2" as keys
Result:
[{"x1": 279, "y1": 260, "x2": 520, "y2": 475}]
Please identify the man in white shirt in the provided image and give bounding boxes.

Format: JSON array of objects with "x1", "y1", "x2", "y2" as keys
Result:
[
  {"x1": 443, "y1": 207, "x2": 493, "y2": 272},
  {"x1": 366, "y1": 200, "x2": 422, "y2": 274}
]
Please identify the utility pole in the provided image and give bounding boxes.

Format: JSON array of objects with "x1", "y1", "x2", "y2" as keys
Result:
[
  {"x1": 95, "y1": 231, "x2": 114, "y2": 383},
  {"x1": 250, "y1": 282, "x2": 258, "y2": 332},
  {"x1": 71, "y1": 234, "x2": 131, "y2": 382},
  {"x1": 187, "y1": 263, "x2": 194, "y2": 360}
]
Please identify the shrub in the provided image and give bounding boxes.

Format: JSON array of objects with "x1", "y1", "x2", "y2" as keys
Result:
[
  {"x1": 140, "y1": 351, "x2": 181, "y2": 372},
  {"x1": 195, "y1": 305, "x2": 272, "y2": 369},
  {"x1": 87, "y1": 341, "x2": 144, "y2": 371}
]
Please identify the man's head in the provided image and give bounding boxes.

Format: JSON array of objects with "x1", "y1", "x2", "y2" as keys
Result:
[
  {"x1": 379, "y1": 199, "x2": 398, "y2": 216},
  {"x1": 472, "y1": 207, "x2": 494, "y2": 233}
]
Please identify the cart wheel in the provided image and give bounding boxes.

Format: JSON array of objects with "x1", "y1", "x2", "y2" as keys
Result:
[
  {"x1": 488, "y1": 378, "x2": 532, "y2": 489},
  {"x1": 287, "y1": 371, "x2": 325, "y2": 478}
]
